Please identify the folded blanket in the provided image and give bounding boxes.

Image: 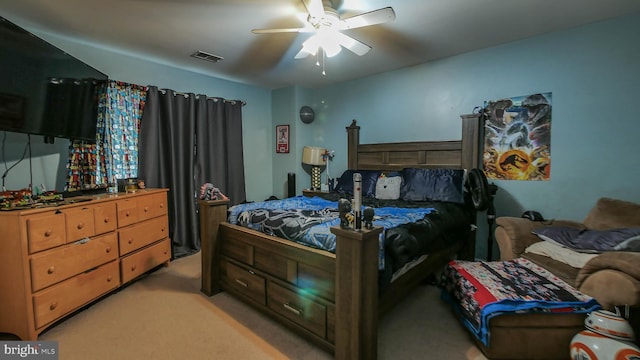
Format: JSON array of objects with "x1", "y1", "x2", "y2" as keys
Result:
[{"x1": 442, "y1": 258, "x2": 600, "y2": 346}]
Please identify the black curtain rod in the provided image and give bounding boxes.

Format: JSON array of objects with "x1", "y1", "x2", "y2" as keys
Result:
[{"x1": 159, "y1": 88, "x2": 246, "y2": 106}]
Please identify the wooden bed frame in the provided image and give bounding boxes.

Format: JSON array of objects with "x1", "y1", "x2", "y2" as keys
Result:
[{"x1": 199, "y1": 115, "x2": 482, "y2": 359}]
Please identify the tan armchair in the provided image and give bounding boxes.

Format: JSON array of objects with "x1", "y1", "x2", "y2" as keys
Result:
[{"x1": 494, "y1": 197, "x2": 640, "y2": 310}]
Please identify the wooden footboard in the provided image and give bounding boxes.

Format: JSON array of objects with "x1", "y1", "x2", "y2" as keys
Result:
[{"x1": 199, "y1": 115, "x2": 483, "y2": 359}]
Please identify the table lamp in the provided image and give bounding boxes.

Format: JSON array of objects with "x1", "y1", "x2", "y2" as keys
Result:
[{"x1": 302, "y1": 146, "x2": 326, "y2": 191}]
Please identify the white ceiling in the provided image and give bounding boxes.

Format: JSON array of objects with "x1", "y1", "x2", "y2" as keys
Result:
[{"x1": 2, "y1": 0, "x2": 640, "y2": 89}]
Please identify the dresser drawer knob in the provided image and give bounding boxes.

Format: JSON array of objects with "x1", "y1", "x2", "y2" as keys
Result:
[
  {"x1": 144, "y1": 207, "x2": 150, "y2": 213},
  {"x1": 107, "y1": 275, "x2": 113, "y2": 282},
  {"x1": 131, "y1": 265, "x2": 137, "y2": 272},
  {"x1": 44, "y1": 230, "x2": 52, "y2": 237},
  {"x1": 106, "y1": 246, "x2": 112, "y2": 253},
  {"x1": 47, "y1": 266, "x2": 56, "y2": 274},
  {"x1": 76, "y1": 222, "x2": 84, "y2": 230},
  {"x1": 103, "y1": 217, "x2": 110, "y2": 223},
  {"x1": 49, "y1": 302, "x2": 58, "y2": 311},
  {"x1": 125, "y1": 211, "x2": 131, "y2": 217},
  {"x1": 128, "y1": 239, "x2": 134, "y2": 244}
]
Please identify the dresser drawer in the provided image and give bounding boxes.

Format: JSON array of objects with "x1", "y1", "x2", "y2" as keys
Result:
[
  {"x1": 27, "y1": 212, "x2": 67, "y2": 254},
  {"x1": 116, "y1": 198, "x2": 139, "y2": 227},
  {"x1": 93, "y1": 202, "x2": 117, "y2": 235},
  {"x1": 30, "y1": 233, "x2": 118, "y2": 292},
  {"x1": 63, "y1": 206, "x2": 96, "y2": 242},
  {"x1": 118, "y1": 216, "x2": 169, "y2": 255},
  {"x1": 267, "y1": 281, "x2": 327, "y2": 338},
  {"x1": 221, "y1": 258, "x2": 266, "y2": 305},
  {"x1": 136, "y1": 192, "x2": 168, "y2": 222},
  {"x1": 32, "y1": 261, "x2": 119, "y2": 329},
  {"x1": 120, "y1": 238, "x2": 171, "y2": 284}
]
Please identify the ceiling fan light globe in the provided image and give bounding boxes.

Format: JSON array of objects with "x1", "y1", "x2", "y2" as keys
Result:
[{"x1": 323, "y1": 43, "x2": 341, "y2": 57}]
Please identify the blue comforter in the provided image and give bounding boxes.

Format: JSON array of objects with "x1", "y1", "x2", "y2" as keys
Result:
[{"x1": 228, "y1": 196, "x2": 436, "y2": 269}]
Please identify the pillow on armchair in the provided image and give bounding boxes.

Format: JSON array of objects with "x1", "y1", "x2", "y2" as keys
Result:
[{"x1": 532, "y1": 226, "x2": 640, "y2": 253}]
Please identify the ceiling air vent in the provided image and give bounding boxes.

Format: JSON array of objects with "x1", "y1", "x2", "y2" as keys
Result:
[{"x1": 190, "y1": 50, "x2": 223, "y2": 63}]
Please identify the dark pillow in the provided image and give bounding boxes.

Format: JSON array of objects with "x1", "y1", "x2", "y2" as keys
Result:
[
  {"x1": 334, "y1": 170, "x2": 381, "y2": 198},
  {"x1": 532, "y1": 226, "x2": 640, "y2": 253},
  {"x1": 399, "y1": 168, "x2": 465, "y2": 203}
]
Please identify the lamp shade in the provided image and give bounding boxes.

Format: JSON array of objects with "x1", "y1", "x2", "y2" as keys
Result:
[{"x1": 302, "y1": 146, "x2": 326, "y2": 166}]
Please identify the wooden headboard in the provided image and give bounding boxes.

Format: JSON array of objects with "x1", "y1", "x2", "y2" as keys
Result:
[{"x1": 346, "y1": 114, "x2": 482, "y2": 171}]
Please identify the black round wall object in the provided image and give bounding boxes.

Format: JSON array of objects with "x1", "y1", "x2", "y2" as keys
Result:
[{"x1": 299, "y1": 106, "x2": 315, "y2": 124}]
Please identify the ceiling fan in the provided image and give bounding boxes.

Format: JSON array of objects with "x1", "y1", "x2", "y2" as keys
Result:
[{"x1": 251, "y1": 0, "x2": 395, "y2": 60}]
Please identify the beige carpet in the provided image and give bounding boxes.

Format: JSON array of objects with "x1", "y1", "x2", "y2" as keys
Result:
[{"x1": 33, "y1": 252, "x2": 486, "y2": 359}]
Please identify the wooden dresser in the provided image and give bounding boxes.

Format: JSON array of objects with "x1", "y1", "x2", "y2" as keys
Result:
[{"x1": 0, "y1": 188, "x2": 171, "y2": 340}]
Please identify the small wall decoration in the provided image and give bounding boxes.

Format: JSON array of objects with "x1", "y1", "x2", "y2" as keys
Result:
[
  {"x1": 482, "y1": 92, "x2": 552, "y2": 181},
  {"x1": 276, "y1": 124, "x2": 289, "y2": 153}
]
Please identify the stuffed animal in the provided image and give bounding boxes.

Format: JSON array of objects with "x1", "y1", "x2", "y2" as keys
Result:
[{"x1": 199, "y1": 183, "x2": 229, "y2": 201}]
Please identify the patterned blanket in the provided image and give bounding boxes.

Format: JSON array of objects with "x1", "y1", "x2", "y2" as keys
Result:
[
  {"x1": 442, "y1": 258, "x2": 600, "y2": 346},
  {"x1": 227, "y1": 196, "x2": 436, "y2": 269}
]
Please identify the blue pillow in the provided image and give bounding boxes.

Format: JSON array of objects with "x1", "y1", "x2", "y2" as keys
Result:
[
  {"x1": 334, "y1": 170, "x2": 381, "y2": 198},
  {"x1": 400, "y1": 168, "x2": 465, "y2": 203}
]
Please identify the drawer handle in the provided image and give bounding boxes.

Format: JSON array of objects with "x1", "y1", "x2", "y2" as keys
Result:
[
  {"x1": 128, "y1": 239, "x2": 134, "y2": 244},
  {"x1": 125, "y1": 211, "x2": 131, "y2": 217},
  {"x1": 107, "y1": 275, "x2": 113, "y2": 282},
  {"x1": 106, "y1": 246, "x2": 112, "y2": 253},
  {"x1": 131, "y1": 265, "x2": 137, "y2": 272},
  {"x1": 283, "y1": 303, "x2": 302, "y2": 316},
  {"x1": 44, "y1": 230, "x2": 52, "y2": 237},
  {"x1": 77, "y1": 222, "x2": 85, "y2": 230},
  {"x1": 103, "y1": 216, "x2": 110, "y2": 223},
  {"x1": 49, "y1": 302, "x2": 58, "y2": 311},
  {"x1": 74, "y1": 238, "x2": 90, "y2": 245},
  {"x1": 235, "y1": 279, "x2": 248, "y2": 288},
  {"x1": 160, "y1": 203, "x2": 165, "y2": 209},
  {"x1": 144, "y1": 206, "x2": 150, "y2": 213},
  {"x1": 47, "y1": 266, "x2": 56, "y2": 274}
]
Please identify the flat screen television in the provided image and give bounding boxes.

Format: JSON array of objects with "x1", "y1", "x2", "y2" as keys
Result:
[{"x1": 0, "y1": 16, "x2": 107, "y2": 142}]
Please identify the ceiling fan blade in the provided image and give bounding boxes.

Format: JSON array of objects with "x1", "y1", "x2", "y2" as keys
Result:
[
  {"x1": 301, "y1": 0, "x2": 325, "y2": 19},
  {"x1": 335, "y1": 32, "x2": 371, "y2": 56},
  {"x1": 339, "y1": 7, "x2": 396, "y2": 30},
  {"x1": 252, "y1": 28, "x2": 311, "y2": 34},
  {"x1": 294, "y1": 48, "x2": 312, "y2": 59}
]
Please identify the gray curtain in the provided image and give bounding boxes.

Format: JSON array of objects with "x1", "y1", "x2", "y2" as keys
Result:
[{"x1": 138, "y1": 86, "x2": 246, "y2": 258}]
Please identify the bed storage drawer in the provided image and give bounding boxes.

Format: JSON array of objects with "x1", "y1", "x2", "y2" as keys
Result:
[
  {"x1": 267, "y1": 281, "x2": 327, "y2": 338},
  {"x1": 221, "y1": 258, "x2": 265, "y2": 305}
]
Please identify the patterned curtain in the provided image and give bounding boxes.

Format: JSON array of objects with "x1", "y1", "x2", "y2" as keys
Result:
[
  {"x1": 66, "y1": 142, "x2": 98, "y2": 191},
  {"x1": 66, "y1": 80, "x2": 147, "y2": 191},
  {"x1": 96, "y1": 81, "x2": 147, "y2": 185}
]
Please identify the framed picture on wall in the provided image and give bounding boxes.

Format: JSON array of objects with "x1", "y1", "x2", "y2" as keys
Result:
[{"x1": 276, "y1": 125, "x2": 289, "y2": 153}]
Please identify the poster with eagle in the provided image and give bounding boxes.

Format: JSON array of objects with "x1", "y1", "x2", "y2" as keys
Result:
[{"x1": 482, "y1": 92, "x2": 552, "y2": 180}]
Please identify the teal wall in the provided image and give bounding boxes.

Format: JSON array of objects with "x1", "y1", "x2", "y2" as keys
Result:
[
  {"x1": 276, "y1": 13, "x2": 640, "y2": 258},
  {"x1": 4, "y1": 13, "x2": 639, "y2": 258}
]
